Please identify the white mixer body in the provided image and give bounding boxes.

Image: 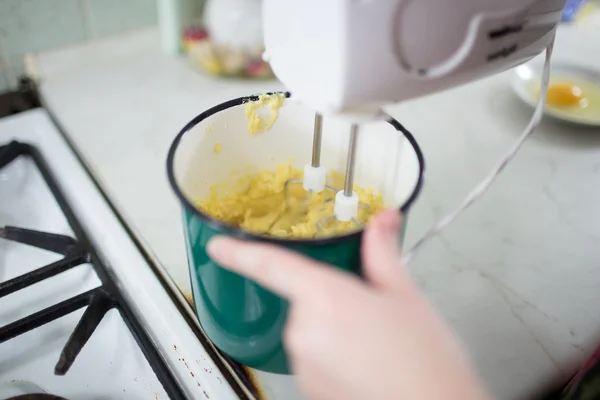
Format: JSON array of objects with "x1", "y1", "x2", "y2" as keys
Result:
[{"x1": 263, "y1": 0, "x2": 566, "y2": 118}]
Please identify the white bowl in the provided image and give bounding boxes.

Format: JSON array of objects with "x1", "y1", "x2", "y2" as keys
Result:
[{"x1": 510, "y1": 60, "x2": 600, "y2": 127}]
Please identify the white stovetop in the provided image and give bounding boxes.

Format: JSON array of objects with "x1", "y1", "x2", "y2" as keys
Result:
[
  {"x1": 0, "y1": 126, "x2": 167, "y2": 399},
  {"x1": 34, "y1": 16, "x2": 600, "y2": 400},
  {"x1": 1, "y1": 110, "x2": 244, "y2": 399}
]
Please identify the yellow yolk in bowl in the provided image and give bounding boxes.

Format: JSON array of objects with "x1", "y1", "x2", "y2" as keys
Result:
[
  {"x1": 529, "y1": 77, "x2": 600, "y2": 123},
  {"x1": 545, "y1": 82, "x2": 585, "y2": 108}
]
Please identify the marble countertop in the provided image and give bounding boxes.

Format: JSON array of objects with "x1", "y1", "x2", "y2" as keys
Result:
[{"x1": 36, "y1": 18, "x2": 600, "y2": 400}]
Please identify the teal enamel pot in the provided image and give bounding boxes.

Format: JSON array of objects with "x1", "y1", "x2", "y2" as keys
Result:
[{"x1": 166, "y1": 92, "x2": 425, "y2": 374}]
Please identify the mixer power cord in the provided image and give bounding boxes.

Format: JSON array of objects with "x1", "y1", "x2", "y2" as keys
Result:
[{"x1": 403, "y1": 34, "x2": 556, "y2": 264}]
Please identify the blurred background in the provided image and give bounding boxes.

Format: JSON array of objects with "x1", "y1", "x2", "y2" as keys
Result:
[
  {"x1": 0, "y1": 0, "x2": 166, "y2": 91},
  {"x1": 0, "y1": 0, "x2": 283, "y2": 93}
]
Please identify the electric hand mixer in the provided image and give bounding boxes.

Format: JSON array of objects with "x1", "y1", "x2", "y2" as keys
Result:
[{"x1": 263, "y1": 0, "x2": 565, "y2": 252}]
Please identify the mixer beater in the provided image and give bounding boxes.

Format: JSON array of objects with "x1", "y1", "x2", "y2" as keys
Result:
[
  {"x1": 282, "y1": 113, "x2": 337, "y2": 203},
  {"x1": 278, "y1": 115, "x2": 368, "y2": 236},
  {"x1": 317, "y1": 123, "x2": 363, "y2": 231}
]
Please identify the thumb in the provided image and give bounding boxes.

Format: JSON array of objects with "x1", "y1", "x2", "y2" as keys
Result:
[
  {"x1": 361, "y1": 209, "x2": 410, "y2": 290},
  {"x1": 207, "y1": 236, "x2": 356, "y2": 300}
]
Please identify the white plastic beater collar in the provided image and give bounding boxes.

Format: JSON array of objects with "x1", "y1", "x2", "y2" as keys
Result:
[
  {"x1": 303, "y1": 164, "x2": 326, "y2": 193},
  {"x1": 334, "y1": 190, "x2": 359, "y2": 222}
]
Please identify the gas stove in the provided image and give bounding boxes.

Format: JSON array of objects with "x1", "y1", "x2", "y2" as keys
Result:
[{"x1": 0, "y1": 107, "x2": 255, "y2": 399}]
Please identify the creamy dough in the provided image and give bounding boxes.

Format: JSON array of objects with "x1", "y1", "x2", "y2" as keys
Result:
[
  {"x1": 196, "y1": 164, "x2": 384, "y2": 239},
  {"x1": 198, "y1": 93, "x2": 383, "y2": 238},
  {"x1": 244, "y1": 93, "x2": 286, "y2": 135}
]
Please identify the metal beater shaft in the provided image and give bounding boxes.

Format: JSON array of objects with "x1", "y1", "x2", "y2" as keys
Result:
[
  {"x1": 311, "y1": 114, "x2": 323, "y2": 168},
  {"x1": 343, "y1": 124, "x2": 359, "y2": 197}
]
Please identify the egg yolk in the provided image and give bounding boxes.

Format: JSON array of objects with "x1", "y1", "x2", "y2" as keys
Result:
[{"x1": 545, "y1": 82, "x2": 584, "y2": 108}]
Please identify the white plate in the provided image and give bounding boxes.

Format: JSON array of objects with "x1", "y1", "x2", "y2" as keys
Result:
[{"x1": 510, "y1": 60, "x2": 600, "y2": 127}]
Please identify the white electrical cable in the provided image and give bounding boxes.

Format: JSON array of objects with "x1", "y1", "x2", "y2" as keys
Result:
[{"x1": 403, "y1": 34, "x2": 556, "y2": 264}]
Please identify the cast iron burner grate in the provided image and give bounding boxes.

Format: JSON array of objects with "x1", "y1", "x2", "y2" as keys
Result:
[{"x1": 0, "y1": 141, "x2": 185, "y2": 399}]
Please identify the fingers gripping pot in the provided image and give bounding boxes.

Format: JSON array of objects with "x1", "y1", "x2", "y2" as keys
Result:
[{"x1": 166, "y1": 92, "x2": 425, "y2": 374}]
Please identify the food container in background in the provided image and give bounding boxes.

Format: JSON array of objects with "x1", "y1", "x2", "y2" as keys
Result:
[
  {"x1": 562, "y1": 0, "x2": 587, "y2": 22},
  {"x1": 185, "y1": 0, "x2": 273, "y2": 79},
  {"x1": 166, "y1": 93, "x2": 425, "y2": 374}
]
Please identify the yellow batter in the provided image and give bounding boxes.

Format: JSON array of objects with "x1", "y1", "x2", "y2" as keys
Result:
[
  {"x1": 198, "y1": 93, "x2": 383, "y2": 239},
  {"x1": 196, "y1": 164, "x2": 384, "y2": 239},
  {"x1": 244, "y1": 93, "x2": 286, "y2": 135}
]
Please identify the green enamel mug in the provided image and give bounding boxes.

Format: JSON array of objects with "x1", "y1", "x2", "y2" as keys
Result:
[{"x1": 166, "y1": 92, "x2": 425, "y2": 374}]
